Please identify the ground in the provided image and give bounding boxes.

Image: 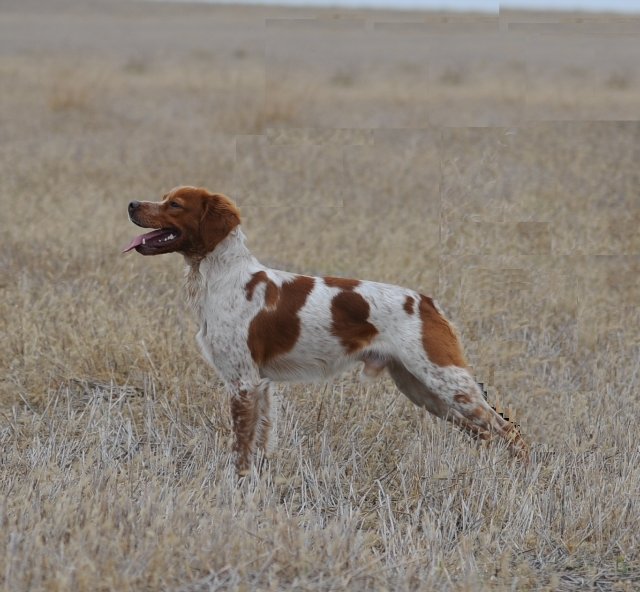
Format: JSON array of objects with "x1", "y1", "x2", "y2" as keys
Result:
[{"x1": 1, "y1": 1, "x2": 639, "y2": 590}]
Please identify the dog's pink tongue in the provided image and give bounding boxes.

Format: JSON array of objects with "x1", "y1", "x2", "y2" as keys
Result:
[
  {"x1": 122, "y1": 235, "x2": 144, "y2": 253},
  {"x1": 122, "y1": 229, "x2": 166, "y2": 253}
]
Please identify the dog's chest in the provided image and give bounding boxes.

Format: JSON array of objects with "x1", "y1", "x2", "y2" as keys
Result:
[{"x1": 192, "y1": 278, "x2": 256, "y2": 368}]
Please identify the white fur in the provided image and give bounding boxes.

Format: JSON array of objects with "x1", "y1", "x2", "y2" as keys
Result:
[
  {"x1": 188, "y1": 228, "x2": 427, "y2": 388},
  {"x1": 185, "y1": 226, "x2": 524, "y2": 467}
]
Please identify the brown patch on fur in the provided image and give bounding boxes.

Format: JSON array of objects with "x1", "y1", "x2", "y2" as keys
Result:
[
  {"x1": 324, "y1": 276, "x2": 360, "y2": 290},
  {"x1": 199, "y1": 190, "x2": 241, "y2": 258},
  {"x1": 248, "y1": 275, "x2": 315, "y2": 366},
  {"x1": 331, "y1": 291, "x2": 378, "y2": 354},
  {"x1": 403, "y1": 295, "x2": 415, "y2": 315},
  {"x1": 264, "y1": 283, "x2": 280, "y2": 309},
  {"x1": 230, "y1": 390, "x2": 259, "y2": 475},
  {"x1": 245, "y1": 271, "x2": 279, "y2": 308},
  {"x1": 454, "y1": 393, "x2": 472, "y2": 405},
  {"x1": 245, "y1": 272, "x2": 267, "y2": 300},
  {"x1": 472, "y1": 406, "x2": 489, "y2": 423},
  {"x1": 419, "y1": 295, "x2": 466, "y2": 367}
]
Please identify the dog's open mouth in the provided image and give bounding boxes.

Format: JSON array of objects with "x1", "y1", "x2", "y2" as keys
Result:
[{"x1": 122, "y1": 228, "x2": 180, "y2": 253}]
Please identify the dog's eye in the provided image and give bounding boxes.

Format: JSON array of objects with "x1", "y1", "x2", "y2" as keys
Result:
[{"x1": 169, "y1": 201, "x2": 182, "y2": 209}]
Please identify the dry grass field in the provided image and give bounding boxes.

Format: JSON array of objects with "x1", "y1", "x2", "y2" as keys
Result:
[{"x1": 1, "y1": 0, "x2": 640, "y2": 589}]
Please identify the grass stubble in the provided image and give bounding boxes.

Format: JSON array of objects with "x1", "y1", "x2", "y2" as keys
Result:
[{"x1": 1, "y1": 1, "x2": 639, "y2": 590}]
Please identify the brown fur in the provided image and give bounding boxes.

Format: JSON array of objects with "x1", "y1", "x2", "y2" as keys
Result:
[
  {"x1": 199, "y1": 191, "x2": 241, "y2": 259},
  {"x1": 324, "y1": 276, "x2": 360, "y2": 290},
  {"x1": 454, "y1": 393, "x2": 472, "y2": 405},
  {"x1": 330, "y1": 291, "x2": 379, "y2": 354},
  {"x1": 245, "y1": 271, "x2": 279, "y2": 309},
  {"x1": 230, "y1": 390, "x2": 259, "y2": 476},
  {"x1": 403, "y1": 295, "x2": 415, "y2": 315},
  {"x1": 247, "y1": 276, "x2": 315, "y2": 366},
  {"x1": 129, "y1": 186, "x2": 241, "y2": 260},
  {"x1": 419, "y1": 295, "x2": 467, "y2": 367}
]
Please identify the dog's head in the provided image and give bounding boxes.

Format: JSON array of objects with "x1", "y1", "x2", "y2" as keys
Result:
[{"x1": 124, "y1": 186, "x2": 241, "y2": 259}]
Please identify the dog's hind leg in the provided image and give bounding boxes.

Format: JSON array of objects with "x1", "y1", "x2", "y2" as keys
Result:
[
  {"x1": 388, "y1": 359, "x2": 528, "y2": 461},
  {"x1": 387, "y1": 359, "x2": 449, "y2": 418}
]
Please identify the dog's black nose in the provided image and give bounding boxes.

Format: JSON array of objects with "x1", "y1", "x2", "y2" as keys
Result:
[{"x1": 128, "y1": 201, "x2": 140, "y2": 213}]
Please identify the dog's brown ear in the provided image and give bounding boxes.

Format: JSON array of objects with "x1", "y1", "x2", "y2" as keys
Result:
[{"x1": 200, "y1": 192, "x2": 241, "y2": 254}]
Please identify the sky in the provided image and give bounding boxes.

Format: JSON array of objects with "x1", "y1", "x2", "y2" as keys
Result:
[{"x1": 191, "y1": 0, "x2": 640, "y2": 11}]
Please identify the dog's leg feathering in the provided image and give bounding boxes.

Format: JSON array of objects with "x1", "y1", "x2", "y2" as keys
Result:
[
  {"x1": 254, "y1": 380, "x2": 272, "y2": 456},
  {"x1": 229, "y1": 379, "x2": 273, "y2": 476}
]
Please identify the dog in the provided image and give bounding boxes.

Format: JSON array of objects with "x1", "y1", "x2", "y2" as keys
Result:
[{"x1": 124, "y1": 186, "x2": 528, "y2": 474}]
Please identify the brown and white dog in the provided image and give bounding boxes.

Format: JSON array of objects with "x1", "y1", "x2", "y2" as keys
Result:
[{"x1": 125, "y1": 186, "x2": 528, "y2": 474}]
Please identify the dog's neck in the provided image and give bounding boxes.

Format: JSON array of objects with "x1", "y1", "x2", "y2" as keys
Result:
[{"x1": 184, "y1": 227, "x2": 257, "y2": 311}]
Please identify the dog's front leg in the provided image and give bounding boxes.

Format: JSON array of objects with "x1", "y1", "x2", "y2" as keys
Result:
[
  {"x1": 229, "y1": 379, "x2": 272, "y2": 476},
  {"x1": 253, "y1": 379, "x2": 272, "y2": 455},
  {"x1": 229, "y1": 386, "x2": 259, "y2": 476}
]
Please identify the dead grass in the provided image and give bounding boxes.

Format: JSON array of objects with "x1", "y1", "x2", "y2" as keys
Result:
[{"x1": 1, "y1": 1, "x2": 640, "y2": 590}]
